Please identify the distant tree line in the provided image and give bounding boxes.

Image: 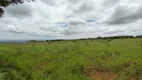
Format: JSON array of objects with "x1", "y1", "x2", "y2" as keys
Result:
[
  {"x1": 135, "y1": 35, "x2": 142, "y2": 38},
  {"x1": 96, "y1": 35, "x2": 134, "y2": 39},
  {"x1": 87, "y1": 35, "x2": 142, "y2": 40},
  {"x1": 28, "y1": 35, "x2": 142, "y2": 42}
]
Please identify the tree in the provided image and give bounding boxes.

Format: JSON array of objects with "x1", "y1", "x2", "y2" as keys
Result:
[{"x1": 0, "y1": 0, "x2": 34, "y2": 17}]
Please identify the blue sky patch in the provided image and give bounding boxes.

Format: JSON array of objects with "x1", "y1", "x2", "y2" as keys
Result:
[{"x1": 86, "y1": 20, "x2": 96, "y2": 23}]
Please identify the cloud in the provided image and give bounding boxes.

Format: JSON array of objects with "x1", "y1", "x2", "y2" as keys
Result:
[
  {"x1": 41, "y1": 0, "x2": 56, "y2": 6},
  {"x1": 1, "y1": 25, "x2": 32, "y2": 35},
  {"x1": 39, "y1": 24, "x2": 63, "y2": 33},
  {"x1": 104, "y1": 2, "x2": 142, "y2": 25},
  {"x1": 6, "y1": 3, "x2": 33, "y2": 18},
  {"x1": 68, "y1": 17, "x2": 87, "y2": 25},
  {"x1": 0, "y1": 0, "x2": 142, "y2": 40},
  {"x1": 103, "y1": 0, "x2": 119, "y2": 7},
  {"x1": 72, "y1": 0, "x2": 95, "y2": 13},
  {"x1": 68, "y1": 0, "x2": 82, "y2": 4}
]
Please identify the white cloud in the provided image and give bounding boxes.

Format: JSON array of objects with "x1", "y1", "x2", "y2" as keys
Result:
[
  {"x1": 0, "y1": 0, "x2": 142, "y2": 40},
  {"x1": 6, "y1": 2, "x2": 34, "y2": 18},
  {"x1": 104, "y1": 3, "x2": 142, "y2": 24}
]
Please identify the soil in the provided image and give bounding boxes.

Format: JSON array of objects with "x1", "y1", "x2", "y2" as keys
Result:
[{"x1": 90, "y1": 71, "x2": 117, "y2": 80}]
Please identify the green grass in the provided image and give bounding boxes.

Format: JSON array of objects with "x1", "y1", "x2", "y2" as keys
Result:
[{"x1": 0, "y1": 38, "x2": 142, "y2": 80}]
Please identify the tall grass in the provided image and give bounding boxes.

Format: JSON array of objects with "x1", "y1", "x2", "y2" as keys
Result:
[{"x1": 0, "y1": 38, "x2": 142, "y2": 80}]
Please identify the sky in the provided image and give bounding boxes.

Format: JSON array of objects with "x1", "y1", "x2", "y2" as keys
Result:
[{"x1": 0, "y1": 0, "x2": 142, "y2": 40}]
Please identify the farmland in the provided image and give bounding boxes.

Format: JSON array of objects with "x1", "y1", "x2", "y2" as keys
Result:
[{"x1": 0, "y1": 38, "x2": 142, "y2": 80}]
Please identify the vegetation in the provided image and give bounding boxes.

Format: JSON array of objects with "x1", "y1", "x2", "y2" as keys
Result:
[
  {"x1": 0, "y1": 38, "x2": 142, "y2": 80},
  {"x1": 29, "y1": 35, "x2": 142, "y2": 42}
]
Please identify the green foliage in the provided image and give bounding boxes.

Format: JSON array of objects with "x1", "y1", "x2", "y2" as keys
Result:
[{"x1": 0, "y1": 38, "x2": 142, "y2": 80}]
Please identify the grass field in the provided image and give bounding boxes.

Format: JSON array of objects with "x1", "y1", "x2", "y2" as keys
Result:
[{"x1": 0, "y1": 38, "x2": 142, "y2": 80}]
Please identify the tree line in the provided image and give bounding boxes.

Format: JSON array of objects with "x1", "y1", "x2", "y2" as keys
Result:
[{"x1": 29, "y1": 35, "x2": 142, "y2": 42}]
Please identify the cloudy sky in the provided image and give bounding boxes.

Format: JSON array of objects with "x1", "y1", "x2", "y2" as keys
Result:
[{"x1": 0, "y1": 0, "x2": 142, "y2": 40}]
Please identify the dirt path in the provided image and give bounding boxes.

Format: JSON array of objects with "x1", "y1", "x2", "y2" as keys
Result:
[{"x1": 90, "y1": 71, "x2": 117, "y2": 80}]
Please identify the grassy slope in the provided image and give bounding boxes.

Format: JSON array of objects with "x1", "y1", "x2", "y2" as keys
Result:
[{"x1": 0, "y1": 38, "x2": 142, "y2": 80}]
